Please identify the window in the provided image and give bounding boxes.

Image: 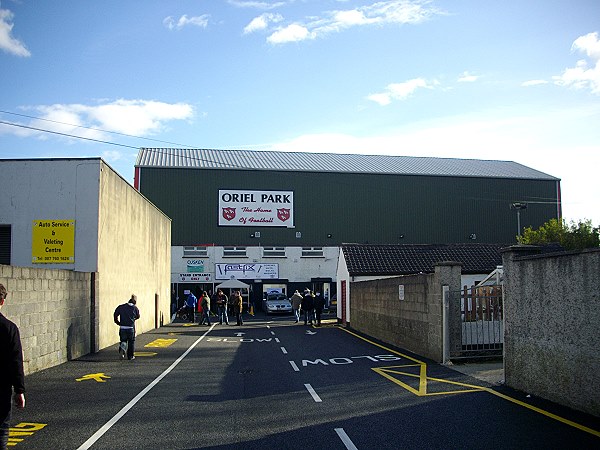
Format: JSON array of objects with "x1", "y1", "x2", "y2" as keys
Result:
[
  {"x1": 263, "y1": 247, "x2": 286, "y2": 257},
  {"x1": 302, "y1": 247, "x2": 323, "y2": 257},
  {"x1": 0, "y1": 225, "x2": 10, "y2": 265},
  {"x1": 183, "y1": 246, "x2": 208, "y2": 257},
  {"x1": 223, "y1": 246, "x2": 247, "y2": 257}
]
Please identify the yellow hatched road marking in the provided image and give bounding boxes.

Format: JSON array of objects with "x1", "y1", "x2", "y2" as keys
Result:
[{"x1": 338, "y1": 326, "x2": 600, "y2": 438}]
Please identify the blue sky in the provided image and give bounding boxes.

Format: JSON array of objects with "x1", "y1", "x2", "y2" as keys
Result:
[{"x1": 1, "y1": 0, "x2": 599, "y2": 225}]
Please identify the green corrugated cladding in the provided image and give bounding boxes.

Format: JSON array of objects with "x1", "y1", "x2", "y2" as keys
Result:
[{"x1": 138, "y1": 167, "x2": 560, "y2": 246}]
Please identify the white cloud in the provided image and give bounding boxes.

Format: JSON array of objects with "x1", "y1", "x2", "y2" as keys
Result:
[
  {"x1": 243, "y1": 13, "x2": 283, "y2": 35},
  {"x1": 163, "y1": 14, "x2": 210, "y2": 31},
  {"x1": 553, "y1": 31, "x2": 600, "y2": 94},
  {"x1": 0, "y1": 5, "x2": 30, "y2": 57},
  {"x1": 367, "y1": 78, "x2": 435, "y2": 105},
  {"x1": 457, "y1": 71, "x2": 479, "y2": 83},
  {"x1": 264, "y1": 0, "x2": 443, "y2": 44},
  {"x1": 2, "y1": 100, "x2": 194, "y2": 141},
  {"x1": 522, "y1": 79, "x2": 548, "y2": 87},
  {"x1": 267, "y1": 24, "x2": 313, "y2": 44}
]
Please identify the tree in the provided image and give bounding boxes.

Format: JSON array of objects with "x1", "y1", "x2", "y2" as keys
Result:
[{"x1": 517, "y1": 218, "x2": 600, "y2": 250}]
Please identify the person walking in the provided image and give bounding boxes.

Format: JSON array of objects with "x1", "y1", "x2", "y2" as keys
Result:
[
  {"x1": 199, "y1": 291, "x2": 211, "y2": 326},
  {"x1": 231, "y1": 290, "x2": 244, "y2": 326},
  {"x1": 113, "y1": 294, "x2": 140, "y2": 360},
  {"x1": 0, "y1": 283, "x2": 26, "y2": 450},
  {"x1": 301, "y1": 289, "x2": 315, "y2": 325},
  {"x1": 314, "y1": 292, "x2": 325, "y2": 326},
  {"x1": 215, "y1": 289, "x2": 229, "y2": 325},
  {"x1": 290, "y1": 290, "x2": 303, "y2": 323},
  {"x1": 184, "y1": 291, "x2": 197, "y2": 323}
]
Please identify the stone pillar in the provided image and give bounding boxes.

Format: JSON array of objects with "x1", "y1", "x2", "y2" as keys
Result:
[{"x1": 434, "y1": 261, "x2": 462, "y2": 357}]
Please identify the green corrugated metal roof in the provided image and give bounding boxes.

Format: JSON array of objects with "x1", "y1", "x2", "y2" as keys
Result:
[{"x1": 136, "y1": 148, "x2": 558, "y2": 180}]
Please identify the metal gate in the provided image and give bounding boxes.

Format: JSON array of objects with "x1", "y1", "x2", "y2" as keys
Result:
[{"x1": 456, "y1": 284, "x2": 504, "y2": 358}]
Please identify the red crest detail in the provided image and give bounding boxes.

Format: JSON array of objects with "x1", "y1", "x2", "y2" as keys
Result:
[
  {"x1": 277, "y1": 208, "x2": 290, "y2": 222},
  {"x1": 222, "y1": 207, "x2": 236, "y2": 221}
]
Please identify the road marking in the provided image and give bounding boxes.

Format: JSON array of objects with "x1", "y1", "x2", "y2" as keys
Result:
[
  {"x1": 8, "y1": 423, "x2": 47, "y2": 447},
  {"x1": 76, "y1": 373, "x2": 111, "y2": 383},
  {"x1": 133, "y1": 351, "x2": 157, "y2": 357},
  {"x1": 275, "y1": 337, "x2": 281, "y2": 343},
  {"x1": 76, "y1": 323, "x2": 216, "y2": 450},
  {"x1": 338, "y1": 326, "x2": 600, "y2": 438},
  {"x1": 304, "y1": 383, "x2": 322, "y2": 402},
  {"x1": 335, "y1": 428, "x2": 358, "y2": 450},
  {"x1": 145, "y1": 338, "x2": 177, "y2": 348},
  {"x1": 289, "y1": 360, "x2": 300, "y2": 372},
  {"x1": 306, "y1": 330, "x2": 317, "y2": 335},
  {"x1": 281, "y1": 346, "x2": 288, "y2": 354},
  {"x1": 270, "y1": 331, "x2": 276, "y2": 336}
]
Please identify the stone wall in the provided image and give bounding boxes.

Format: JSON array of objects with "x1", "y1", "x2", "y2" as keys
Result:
[
  {"x1": 0, "y1": 265, "x2": 94, "y2": 375},
  {"x1": 502, "y1": 246, "x2": 600, "y2": 417},
  {"x1": 349, "y1": 263, "x2": 462, "y2": 362}
]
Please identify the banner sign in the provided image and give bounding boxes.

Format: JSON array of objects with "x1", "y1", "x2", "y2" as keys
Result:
[
  {"x1": 179, "y1": 273, "x2": 212, "y2": 282},
  {"x1": 218, "y1": 190, "x2": 294, "y2": 227},
  {"x1": 186, "y1": 259, "x2": 205, "y2": 273},
  {"x1": 216, "y1": 263, "x2": 279, "y2": 280},
  {"x1": 32, "y1": 220, "x2": 75, "y2": 264}
]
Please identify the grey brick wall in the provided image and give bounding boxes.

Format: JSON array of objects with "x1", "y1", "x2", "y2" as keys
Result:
[
  {"x1": 502, "y1": 246, "x2": 600, "y2": 417},
  {"x1": 0, "y1": 265, "x2": 93, "y2": 375},
  {"x1": 349, "y1": 263, "x2": 461, "y2": 362}
]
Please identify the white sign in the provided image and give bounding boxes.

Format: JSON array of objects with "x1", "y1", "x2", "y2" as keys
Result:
[
  {"x1": 215, "y1": 263, "x2": 279, "y2": 280},
  {"x1": 218, "y1": 190, "x2": 294, "y2": 227},
  {"x1": 399, "y1": 285, "x2": 405, "y2": 301},
  {"x1": 179, "y1": 273, "x2": 212, "y2": 282}
]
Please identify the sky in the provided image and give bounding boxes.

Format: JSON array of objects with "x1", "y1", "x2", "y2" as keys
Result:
[{"x1": 1, "y1": 0, "x2": 599, "y2": 226}]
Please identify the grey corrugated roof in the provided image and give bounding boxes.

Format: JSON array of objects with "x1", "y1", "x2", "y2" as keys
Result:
[
  {"x1": 342, "y1": 243, "x2": 507, "y2": 275},
  {"x1": 135, "y1": 148, "x2": 558, "y2": 180}
]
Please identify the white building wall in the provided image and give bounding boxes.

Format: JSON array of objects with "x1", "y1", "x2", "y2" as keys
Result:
[
  {"x1": 171, "y1": 246, "x2": 339, "y2": 286},
  {"x1": 0, "y1": 159, "x2": 100, "y2": 271}
]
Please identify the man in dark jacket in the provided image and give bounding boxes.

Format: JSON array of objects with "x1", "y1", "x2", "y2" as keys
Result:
[
  {"x1": 114, "y1": 295, "x2": 141, "y2": 360},
  {"x1": 301, "y1": 289, "x2": 315, "y2": 326},
  {"x1": 0, "y1": 283, "x2": 25, "y2": 449}
]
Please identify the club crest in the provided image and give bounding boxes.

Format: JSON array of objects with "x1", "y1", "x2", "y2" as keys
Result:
[
  {"x1": 277, "y1": 208, "x2": 290, "y2": 222},
  {"x1": 222, "y1": 207, "x2": 236, "y2": 221}
]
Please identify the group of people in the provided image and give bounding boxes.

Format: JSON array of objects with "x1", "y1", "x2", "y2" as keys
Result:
[
  {"x1": 184, "y1": 289, "x2": 244, "y2": 326},
  {"x1": 290, "y1": 289, "x2": 326, "y2": 326}
]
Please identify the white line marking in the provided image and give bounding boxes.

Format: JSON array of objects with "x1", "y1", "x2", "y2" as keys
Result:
[
  {"x1": 270, "y1": 331, "x2": 276, "y2": 335},
  {"x1": 280, "y1": 346, "x2": 288, "y2": 354},
  {"x1": 304, "y1": 383, "x2": 322, "y2": 402},
  {"x1": 289, "y1": 360, "x2": 300, "y2": 372},
  {"x1": 76, "y1": 324, "x2": 216, "y2": 450},
  {"x1": 275, "y1": 337, "x2": 280, "y2": 343},
  {"x1": 335, "y1": 428, "x2": 358, "y2": 450}
]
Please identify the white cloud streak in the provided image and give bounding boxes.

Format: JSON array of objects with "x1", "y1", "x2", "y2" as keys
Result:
[
  {"x1": 1, "y1": 100, "x2": 194, "y2": 140},
  {"x1": 228, "y1": 0, "x2": 286, "y2": 10},
  {"x1": 0, "y1": 4, "x2": 30, "y2": 57},
  {"x1": 553, "y1": 31, "x2": 600, "y2": 94},
  {"x1": 163, "y1": 14, "x2": 210, "y2": 31},
  {"x1": 367, "y1": 77, "x2": 436, "y2": 105},
  {"x1": 457, "y1": 71, "x2": 479, "y2": 83},
  {"x1": 256, "y1": 0, "x2": 443, "y2": 44},
  {"x1": 521, "y1": 79, "x2": 548, "y2": 87}
]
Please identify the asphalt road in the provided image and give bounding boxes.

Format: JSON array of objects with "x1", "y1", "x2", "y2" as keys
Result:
[{"x1": 9, "y1": 313, "x2": 600, "y2": 449}]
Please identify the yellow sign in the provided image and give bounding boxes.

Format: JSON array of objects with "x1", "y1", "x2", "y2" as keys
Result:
[
  {"x1": 32, "y1": 220, "x2": 75, "y2": 264},
  {"x1": 76, "y1": 373, "x2": 111, "y2": 383}
]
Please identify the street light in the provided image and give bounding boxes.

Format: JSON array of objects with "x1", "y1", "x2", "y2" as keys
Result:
[{"x1": 510, "y1": 202, "x2": 528, "y2": 236}]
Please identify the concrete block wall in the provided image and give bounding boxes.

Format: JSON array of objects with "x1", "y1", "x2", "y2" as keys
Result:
[
  {"x1": 0, "y1": 264, "x2": 93, "y2": 375},
  {"x1": 349, "y1": 263, "x2": 461, "y2": 362},
  {"x1": 502, "y1": 246, "x2": 600, "y2": 417}
]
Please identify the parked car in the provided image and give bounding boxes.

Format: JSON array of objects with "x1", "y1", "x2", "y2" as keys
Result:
[{"x1": 262, "y1": 293, "x2": 292, "y2": 315}]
